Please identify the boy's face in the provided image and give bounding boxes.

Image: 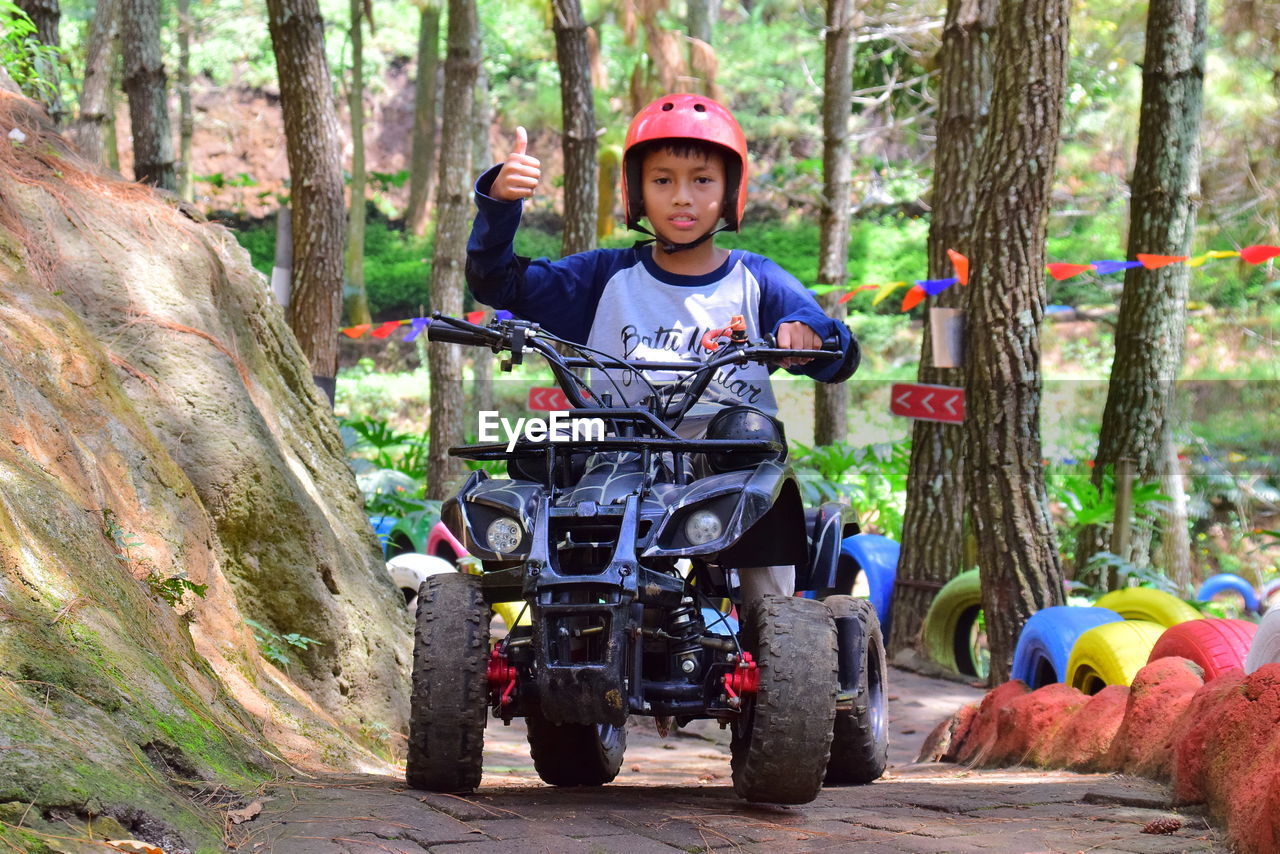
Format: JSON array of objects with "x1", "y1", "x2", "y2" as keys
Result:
[{"x1": 640, "y1": 147, "x2": 727, "y2": 245}]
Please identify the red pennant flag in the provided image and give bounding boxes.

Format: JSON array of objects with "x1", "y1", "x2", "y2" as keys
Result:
[
  {"x1": 341, "y1": 324, "x2": 372, "y2": 338},
  {"x1": 370, "y1": 320, "x2": 402, "y2": 339},
  {"x1": 1136, "y1": 253, "x2": 1189, "y2": 270},
  {"x1": 1240, "y1": 244, "x2": 1280, "y2": 265},
  {"x1": 838, "y1": 284, "x2": 879, "y2": 304},
  {"x1": 901, "y1": 285, "x2": 926, "y2": 312},
  {"x1": 1046, "y1": 263, "x2": 1094, "y2": 281},
  {"x1": 465, "y1": 309, "x2": 487, "y2": 324},
  {"x1": 947, "y1": 249, "x2": 970, "y2": 285}
]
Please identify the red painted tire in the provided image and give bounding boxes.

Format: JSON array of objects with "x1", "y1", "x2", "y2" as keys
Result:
[{"x1": 1147, "y1": 618, "x2": 1257, "y2": 680}]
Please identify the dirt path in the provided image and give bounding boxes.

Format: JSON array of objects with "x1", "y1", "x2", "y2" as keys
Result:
[{"x1": 236, "y1": 668, "x2": 1226, "y2": 853}]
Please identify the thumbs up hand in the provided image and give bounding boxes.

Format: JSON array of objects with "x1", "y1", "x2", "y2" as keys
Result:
[{"x1": 490, "y1": 126, "x2": 541, "y2": 202}]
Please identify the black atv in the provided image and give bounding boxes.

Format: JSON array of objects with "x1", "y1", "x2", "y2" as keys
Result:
[{"x1": 405, "y1": 313, "x2": 888, "y2": 804}]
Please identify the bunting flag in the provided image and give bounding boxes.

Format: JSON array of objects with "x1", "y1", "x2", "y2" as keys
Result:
[
  {"x1": 370, "y1": 320, "x2": 403, "y2": 339},
  {"x1": 947, "y1": 248, "x2": 970, "y2": 285},
  {"x1": 838, "y1": 284, "x2": 880, "y2": 304},
  {"x1": 1091, "y1": 260, "x2": 1144, "y2": 276},
  {"x1": 901, "y1": 285, "x2": 927, "y2": 312},
  {"x1": 341, "y1": 324, "x2": 372, "y2": 338},
  {"x1": 871, "y1": 281, "x2": 909, "y2": 306},
  {"x1": 465, "y1": 309, "x2": 486, "y2": 324},
  {"x1": 1241, "y1": 245, "x2": 1280, "y2": 264},
  {"x1": 403, "y1": 318, "x2": 430, "y2": 341},
  {"x1": 1136, "y1": 253, "x2": 1189, "y2": 269},
  {"x1": 1047, "y1": 263, "x2": 1095, "y2": 280},
  {"x1": 919, "y1": 277, "x2": 959, "y2": 296}
]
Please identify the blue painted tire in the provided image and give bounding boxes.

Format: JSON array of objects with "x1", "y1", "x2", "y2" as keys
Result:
[
  {"x1": 840, "y1": 534, "x2": 899, "y2": 638},
  {"x1": 1011, "y1": 606, "x2": 1125, "y2": 689},
  {"x1": 1196, "y1": 573, "x2": 1260, "y2": 613}
]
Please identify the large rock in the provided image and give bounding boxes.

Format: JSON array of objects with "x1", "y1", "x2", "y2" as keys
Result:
[
  {"x1": 0, "y1": 88, "x2": 409, "y2": 849},
  {"x1": 1100, "y1": 656, "x2": 1203, "y2": 779}
]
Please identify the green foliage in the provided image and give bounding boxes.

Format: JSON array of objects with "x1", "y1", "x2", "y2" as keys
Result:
[
  {"x1": 790, "y1": 440, "x2": 910, "y2": 539},
  {"x1": 1044, "y1": 464, "x2": 1171, "y2": 571},
  {"x1": 244, "y1": 618, "x2": 321, "y2": 671},
  {"x1": 0, "y1": 1, "x2": 59, "y2": 102},
  {"x1": 101, "y1": 509, "x2": 207, "y2": 606},
  {"x1": 143, "y1": 570, "x2": 208, "y2": 608}
]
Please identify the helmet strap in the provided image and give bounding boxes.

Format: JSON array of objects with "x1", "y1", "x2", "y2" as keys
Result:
[{"x1": 630, "y1": 222, "x2": 732, "y2": 255}]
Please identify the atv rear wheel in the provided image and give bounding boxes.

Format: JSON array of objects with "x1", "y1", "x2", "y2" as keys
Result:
[
  {"x1": 823, "y1": 595, "x2": 888, "y2": 784},
  {"x1": 526, "y1": 714, "x2": 627, "y2": 786},
  {"x1": 730, "y1": 595, "x2": 838, "y2": 804},
  {"x1": 405, "y1": 573, "x2": 490, "y2": 792}
]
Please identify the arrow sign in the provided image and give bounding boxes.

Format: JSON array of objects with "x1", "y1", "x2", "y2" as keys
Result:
[
  {"x1": 527, "y1": 386, "x2": 571, "y2": 411},
  {"x1": 890, "y1": 382, "x2": 964, "y2": 424}
]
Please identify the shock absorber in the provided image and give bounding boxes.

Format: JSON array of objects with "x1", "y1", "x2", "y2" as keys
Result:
[{"x1": 666, "y1": 595, "x2": 705, "y2": 677}]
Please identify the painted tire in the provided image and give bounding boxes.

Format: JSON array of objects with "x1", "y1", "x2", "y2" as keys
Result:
[
  {"x1": 1195, "y1": 573, "x2": 1261, "y2": 613},
  {"x1": 1148, "y1": 618, "x2": 1257, "y2": 680},
  {"x1": 1244, "y1": 608, "x2": 1280, "y2": 674},
  {"x1": 840, "y1": 534, "x2": 899, "y2": 639},
  {"x1": 387, "y1": 553, "x2": 456, "y2": 613},
  {"x1": 922, "y1": 569, "x2": 987, "y2": 678},
  {"x1": 1093, "y1": 587, "x2": 1201, "y2": 628},
  {"x1": 1259, "y1": 578, "x2": 1280, "y2": 612},
  {"x1": 1067, "y1": 620, "x2": 1166, "y2": 694},
  {"x1": 1010, "y1": 606, "x2": 1124, "y2": 689}
]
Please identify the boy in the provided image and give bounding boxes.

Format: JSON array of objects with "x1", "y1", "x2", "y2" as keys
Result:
[{"x1": 465, "y1": 94, "x2": 859, "y2": 604}]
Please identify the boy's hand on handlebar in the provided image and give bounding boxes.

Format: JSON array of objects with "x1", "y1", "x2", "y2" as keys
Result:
[
  {"x1": 491, "y1": 126, "x2": 541, "y2": 202},
  {"x1": 775, "y1": 321, "x2": 823, "y2": 367}
]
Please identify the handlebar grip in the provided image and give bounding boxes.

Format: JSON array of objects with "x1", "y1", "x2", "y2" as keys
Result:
[{"x1": 426, "y1": 322, "x2": 491, "y2": 346}]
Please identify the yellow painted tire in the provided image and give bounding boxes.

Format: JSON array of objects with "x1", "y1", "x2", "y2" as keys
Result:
[
  {"x1": 1067, "y1": 620, "x2": 1166, "y2": 694},
  {"x1": 1093, "y1": 587, "x2": 1201, "y2": 628},
  {"x1": 492, "y1": 601, "x2": 529, "y2": 630}
]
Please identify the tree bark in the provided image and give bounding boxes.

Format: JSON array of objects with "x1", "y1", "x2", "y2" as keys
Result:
[
  {"x1": 963, "y1": 0, "x2": 1069, "y2": 683},
  {"x1": 267, "y1": 0, "x2": 346, "y2": 380},
  {"x1": 405, "y1": 1, "x2": 441, "y2": 236},
  {"x1": 553, "y1": 0, "x2": 598, "y2": 257},
  {"x1": 120, "y1": 0, "x2": 175, "y2": 190},
  {"x1": 888, "y1": 0, "x2": 996, "y2": 657},
  {"x1": 343, "y1": 0, "x2": 372, "y2": 327},
  {"x1": 1074, "y1": 0, "x2": 1206, "y2": 580},
  {"x1": 426, "y1": 0, "x2": 479, "y2": 500},
  {"x1": 68, "y1": 0, "x2": 118, "y2": 164},
  {"x1": 812, "y1": 0, "x2": 859, "y2": 446},
  {"x1": 176, "y1": 0, "x2": 194, "y2": 201},
  {"x1": 686, "y1": 0, "x2": 713, "y2": 45}
]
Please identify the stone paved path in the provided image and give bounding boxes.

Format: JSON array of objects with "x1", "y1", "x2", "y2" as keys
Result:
[{"x1": 235, "y1": 668, "x2": 1226, "y2": 853}]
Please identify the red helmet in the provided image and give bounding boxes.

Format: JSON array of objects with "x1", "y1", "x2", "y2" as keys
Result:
[{"x1": 622, "y1": 94, "x2": 748, "y2": 232}]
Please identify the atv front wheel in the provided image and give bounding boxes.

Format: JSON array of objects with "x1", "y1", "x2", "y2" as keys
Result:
[
  {"x1": 730, "y1": 595, "x2": 837, "y2": 804},
  {"x1": 526, "y1": 714, "x2": 627, "y2": 786},
  {"x1": 823, "y1": 595, "x2": 888, "y2": 784},
  {"x1": 405, "y1": 573, "x2": 490, "y2": 791}
]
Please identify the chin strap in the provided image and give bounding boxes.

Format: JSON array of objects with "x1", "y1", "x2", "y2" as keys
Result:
[{"x1": 630, "y1": 222, "x2": 732, "y2": 255}]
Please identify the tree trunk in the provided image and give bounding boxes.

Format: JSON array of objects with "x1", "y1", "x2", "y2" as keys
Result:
[
  {"x1": 888, "y1": 0, "x2": 996, "y2": 657},
  {"x1": 267, "y1": 0, "x2": 347, "y2": 381},
  {"x1": 120, "y1": 0, "x2": 175, "y2": 190},
  {"x1": 17, "y1": 0, "x2": 65, "y2": 125},
  {"x1": 553, "y1": 0, "x2": 598, "y2": 257},
  {"x1": 176, "y1": 0, "x2": 194, "y2": 201},
  {"x1": 405, "y1": 1, "x2": 441, "y2": 236},
  {"x1": 343, "y1": 0, "x2": 372, "y2": 327},
  {"x1": 812, "y1": 0, "x2": 858, "y2": 446},
  {"x1": 426, "y1": 0, "x2": 479, "y2": 501},
  {"x1": 964, "y1": 0, "x2": 1069, "y2": 683},
  {"x1": 686, "y1": 0, "x2": 715, "y2": 95},
  {"x1": 687, "y1": 0, "x2": 713, "y2": 45},
  {"x1": 68, "y1": 0, "x2": 118, "y2": 164},
  {"x1": 1074, "y1": 0, "x2": 1207, "y2": 579}
]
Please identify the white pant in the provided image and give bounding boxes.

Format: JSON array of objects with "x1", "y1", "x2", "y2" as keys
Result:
[{"x1": 739, "y1": 564, "x2": 796, "y2": 607}]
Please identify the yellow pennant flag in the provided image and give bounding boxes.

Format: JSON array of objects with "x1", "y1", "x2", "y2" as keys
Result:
[
  {"x1": 871, "y1": 281, "x2": 908, "y2": 306},
  {"x1": 1187, "y1": 253, "x2": 1210, "y2": 268},
  {"x1": 1207, "y1": 250, "x2": 1240, "y2": 259}
]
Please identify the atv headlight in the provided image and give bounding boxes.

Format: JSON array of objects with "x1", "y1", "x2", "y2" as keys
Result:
[
  {"x1": 485, "y1": 517, "x2": 523, "y2": 553},
  {"x1": 684, "y1": 509, "x2": 723, "y2": 546}
]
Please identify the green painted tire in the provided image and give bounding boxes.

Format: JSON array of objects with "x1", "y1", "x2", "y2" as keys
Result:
[
  {"x1": 922, "y1": 569, "x2": 988, "y2": 678},
  {"x1": 1093, "y1": 588, "x2": 1200, "y2": 628},
  {"x1": 1066, "y1": 619, "x2": 1165, "y2": 694}
]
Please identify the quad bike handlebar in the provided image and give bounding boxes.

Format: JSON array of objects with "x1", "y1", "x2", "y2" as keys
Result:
[{"x1": 426, "y1": 312, "x2": 841, "y2": 423}]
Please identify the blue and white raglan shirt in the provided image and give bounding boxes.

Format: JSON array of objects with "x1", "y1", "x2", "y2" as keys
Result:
[{"x1": 465, "y1": 165, "x2": 859, "y2": 415}]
